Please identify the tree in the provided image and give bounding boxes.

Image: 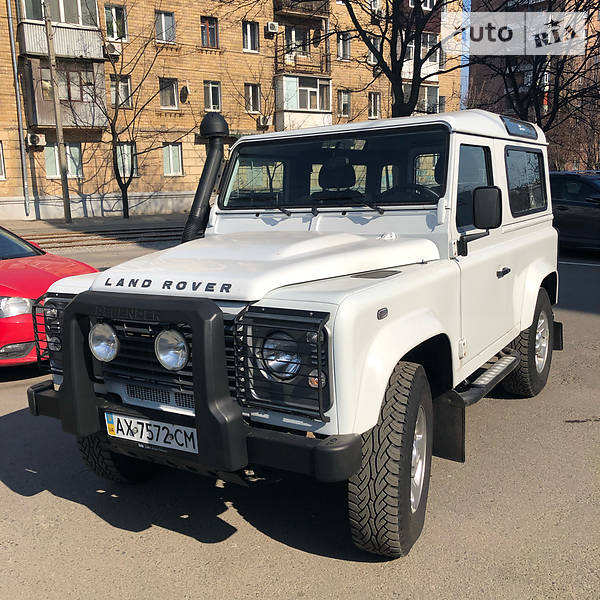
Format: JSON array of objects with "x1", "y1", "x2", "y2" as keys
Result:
[
  {"x1": 334, "y1": 0, "x2": 462, "y2": 116},
  {"x1": 65, "y1": 1, "x2": 200, "y2": 217},
  {"x1": 470, "y1": 1, "x2": 600, "y2": 133}
]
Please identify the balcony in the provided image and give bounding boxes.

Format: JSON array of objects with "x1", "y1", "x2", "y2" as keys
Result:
[
  {"x1": 18, "y1": 21, "x2": 104, "y2": 60},
  {"x1": 22, "y1": 58, "x2": 108, "y2": 129},
  {"x1": 274, "y1": 0, "x2": 329, "y2": 18},
  {"x1": 275, "y1": 37, "x2": 330, "y2": 75}
]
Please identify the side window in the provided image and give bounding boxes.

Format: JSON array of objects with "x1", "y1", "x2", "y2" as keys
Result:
[
  {"x1": 505, "y1": 148, "x2": 546, "y2": 216},
  {"x1": 456, "y1": 145, "x2": 492, "y2": 229}
]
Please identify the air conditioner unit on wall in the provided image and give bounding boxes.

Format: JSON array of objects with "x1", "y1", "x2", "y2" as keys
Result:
[
  {"x1": 257, "y1": 115, "x2": 272, "y2": 129},
  {"x1": 266, "y1": 22, "x2": 279, "y2": 34},
  {"x1": 104, "y1": 42, "x2": 122, "y2": 57},
  {"x1": 26, "y1": 132, "x2": 46, "y2": 148}
]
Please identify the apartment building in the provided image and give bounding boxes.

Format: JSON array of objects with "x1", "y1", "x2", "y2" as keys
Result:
[{"x1": 0, "y1": 0, "x2": 460, "y2": 220}]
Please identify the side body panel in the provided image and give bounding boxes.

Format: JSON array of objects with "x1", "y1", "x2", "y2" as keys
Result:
[{"x1": 329, "y1": 260, "x2": 461, "y2": 435}]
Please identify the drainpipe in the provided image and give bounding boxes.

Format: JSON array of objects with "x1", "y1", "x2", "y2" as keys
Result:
[
  {"x1": 181, "y1": 112, "x2": 229, "y2": 243},
  {"x1": 7, "y1": 0, "x2": 31, "y2": 217}
]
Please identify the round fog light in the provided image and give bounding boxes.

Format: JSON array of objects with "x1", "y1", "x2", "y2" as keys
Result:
[
  {"x1": 155, "y1": 329, "x2": 189, "y2": 371},
  {"x1": 89, "y1": 322, "x2": 119, "y2": 362}
]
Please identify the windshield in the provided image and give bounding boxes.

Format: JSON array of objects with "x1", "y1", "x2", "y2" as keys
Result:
[
  {"x1": 221, "y1": 126, "x2": 448, "y2": 210},
  {"x1": 0, "y1": 228, "x2": 41, "y2": 260}
]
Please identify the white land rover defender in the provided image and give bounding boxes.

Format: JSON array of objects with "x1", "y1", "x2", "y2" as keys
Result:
[{"x1": 29, "y1": 110, "x2": 563, "y2": 558}]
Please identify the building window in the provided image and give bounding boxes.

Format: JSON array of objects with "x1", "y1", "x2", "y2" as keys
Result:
[
  {"x1": 242, "y1": 21, "x2": 259, "y2": 52},
  {"x1": 402, "y1": 84, "x2": 439, "y2": 113},
  {"x1": 0, "y1": 141, "x2": 5, "y2": 180},
  {"x1": 155, "y1": 11, "x2": 175, "y2": 43},
  {"x1": 439, "y1": 95, "x2": 446, "y2": 112},
  {"x1": 409, "y1": 0, "x2": 434, "y2": 10},
  {"x1": 116, "y1": 142, "x2": 138, "y2": 178},
  {"x1": 159, "y1": 77, "x2": 178, "y2": 109},
  {"x1": 337, "y1": 90, "x2": 351, "y2": 117},
  {"x1": 406, "y1": 34, "x2": 438, "y2": 63},
  {"x1": 285, "y1": 26, "x2": 310, "y2": 57},
  {"x1": 370, "y1": 0, "x2": 381, "y2": 10},
  {"x1": 203, "y1": 80, "x2": 221, "y2": 111},
  {"x1": 244, "y1": 83, "x2": 261, "y2": 113},
  {"x1": 24, "y1": 0, "x2": 98, "y2": 26},
  {"x1": 422, "y1": 33, "x2": 439, "y2": 63},
  {"x1": 162, "y1": 142, "x2": 183, "y2": 176},
  {"x1": 368, "y1": 91, "x2": 381, "y2": 118},
  {"x1": 41, "y1": 64, "x2": 94, "y2": 103},
  {"x1": 105, "y1": 5, "x2": 127, "y2": 41},
  {"x1": 298, "y1": 77, "x2": 330, "y2": 111},
  {"x1": 337, "y1": 32, "x2": 351, "y2": 60},
  {"x1": 110, "y1": 74, "x2": 131, "y2": 107},
  {"x1": 200, "y1": 16, "x2": 219, "y2": 48},
  {"x1": 367, "y1": 36, "x2": 381, "y2": 66},
  {"x1": 44, "y1": 142, "x2": 82, "y2": 178}
]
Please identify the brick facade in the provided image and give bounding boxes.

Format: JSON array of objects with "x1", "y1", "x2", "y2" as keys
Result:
[{"x1": 0, "y1": 0, "x2": 461, "y2": 220}]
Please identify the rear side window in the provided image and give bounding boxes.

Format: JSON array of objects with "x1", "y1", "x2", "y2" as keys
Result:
[{"x1": 505, "y1": 148, "x2": 547, "y2": 216}]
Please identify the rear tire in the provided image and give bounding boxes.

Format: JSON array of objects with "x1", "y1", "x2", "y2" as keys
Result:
[
  {"x1": 78, "y1": 432, "x2": 157, "y2": 483},
  {"x1": 502, "y1": 288, "x2": 554, "y2": 398},
  {"x1": 348, "y1": 362, "x2": 433, "y2": 558}
]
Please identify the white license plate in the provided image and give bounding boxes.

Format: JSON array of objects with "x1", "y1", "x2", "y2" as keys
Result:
[{"x1": 105, "y1": 412, "x2": 198, "y2": 454}]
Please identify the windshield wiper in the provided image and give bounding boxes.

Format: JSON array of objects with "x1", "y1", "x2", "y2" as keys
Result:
[
  {"x1": 261, "y1": 201, "x2": 291, "y2": 216},
  {"x1": 233, "y1": 194, "x2": 292, "y2": 216},
  {"x1": 315, "y1": 194, "x2": 384, "y2": 215}
]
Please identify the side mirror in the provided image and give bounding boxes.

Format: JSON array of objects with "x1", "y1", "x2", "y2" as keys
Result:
[
  {"x1": 473, "y1": 186, "x2": 502, "y2": 230},
  {"x1": 28, "y1": 240, "x2": 43, "y2": 250}
]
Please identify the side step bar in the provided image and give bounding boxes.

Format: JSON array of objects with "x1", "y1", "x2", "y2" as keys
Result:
[
  {"x1": 446, "y1": 348, "x2": 521, "y2": 406},
  {"x1": 456, "y1": 349, "x2": 521, "y2": 406}
]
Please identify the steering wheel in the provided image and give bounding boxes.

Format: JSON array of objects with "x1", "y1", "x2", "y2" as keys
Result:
[{"x1": 389, "y1": 184, "x2": 440, "y2": 202}]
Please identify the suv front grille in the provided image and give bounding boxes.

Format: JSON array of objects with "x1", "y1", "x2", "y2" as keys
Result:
[{"x1": 100, "y1": 316, "x2": 237, "y2": 408}]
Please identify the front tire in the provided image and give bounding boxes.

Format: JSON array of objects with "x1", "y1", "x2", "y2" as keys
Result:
[
  {"x1": 502, "y1": 288, "x2": 554, "y2": 398},
  {"x1": 348, "y1": 362, "x2": 433, "y2": 558},
  {"x1": 78, "y1": 432, "x2": 157, "y2": 483}
]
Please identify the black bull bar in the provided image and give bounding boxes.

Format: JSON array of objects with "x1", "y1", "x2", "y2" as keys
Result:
[{"x1": 27, "y1": 291, "x2": 361, "y2": 482}]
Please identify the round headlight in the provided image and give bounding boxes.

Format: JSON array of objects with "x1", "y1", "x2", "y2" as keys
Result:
[
  {"x1": 89, "y1": 322, "x2": 119, "y2": 362},
  {"x1": 155, "y1": 329, "x2": 189, "y2": 371},
  {"x1": 261, "y1": 332, "x2": 301, "y2": 380}
]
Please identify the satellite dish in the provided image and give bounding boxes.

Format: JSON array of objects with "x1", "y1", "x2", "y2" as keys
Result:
[{"x1": 180, "y1": 86, "x2": 189, "y2": 103}]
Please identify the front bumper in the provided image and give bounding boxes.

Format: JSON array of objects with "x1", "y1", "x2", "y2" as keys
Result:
[{"x1": 28, "y1": 380, "x2": 361, "y2": 483}]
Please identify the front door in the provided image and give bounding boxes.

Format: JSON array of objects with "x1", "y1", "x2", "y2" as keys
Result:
[{"x1": 455, "y1": 142, "x2": 514, "y2": 363}]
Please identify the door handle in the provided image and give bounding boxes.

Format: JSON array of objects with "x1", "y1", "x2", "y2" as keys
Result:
[{"x1": 496, "y1": 267, "x2": 511, "y2": 278}]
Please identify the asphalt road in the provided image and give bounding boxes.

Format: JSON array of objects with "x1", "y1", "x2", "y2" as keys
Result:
[{"x1": 1, "y1": 245, "x2": 599, "y2": 600}]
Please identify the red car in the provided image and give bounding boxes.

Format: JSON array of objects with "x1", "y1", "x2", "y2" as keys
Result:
[{"x1": 0, "y1": 226, "x2": 96, "y2": 367}]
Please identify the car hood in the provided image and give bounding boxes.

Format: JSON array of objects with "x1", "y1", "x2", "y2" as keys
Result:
[
  {"x1": 0, "y1": 253, "x2": 97, "y2": 299},
  {"x1": 90, "y1": 231, "x2": 439, "y2": 301}
]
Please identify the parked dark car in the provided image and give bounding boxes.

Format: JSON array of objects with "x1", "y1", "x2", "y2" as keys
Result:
[{"x1": 550, "y1": 171, "x2": 600, "y2": 249}]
